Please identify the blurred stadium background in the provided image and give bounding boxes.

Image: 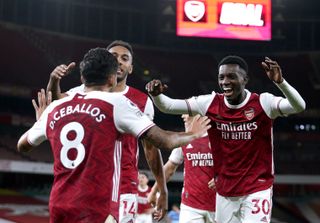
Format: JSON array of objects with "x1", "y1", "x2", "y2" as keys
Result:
[{"x1": 0, "y1": 0, "x2": 320, "y2": 222}]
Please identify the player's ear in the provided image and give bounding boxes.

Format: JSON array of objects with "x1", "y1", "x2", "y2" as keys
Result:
[
  {"x1": 244, "y1": 74, "x2": 249, "y2": 84},
  {"x1": 128, "y1": 64, "x2": 133, "y2": 75},
  {"x1": 80, "y1": 76, "x2": 85, "y2": 84}
]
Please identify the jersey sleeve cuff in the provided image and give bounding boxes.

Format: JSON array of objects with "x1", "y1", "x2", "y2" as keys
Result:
[{"x1": 137, "y1": 123, "x2": 156, "y2": 138}]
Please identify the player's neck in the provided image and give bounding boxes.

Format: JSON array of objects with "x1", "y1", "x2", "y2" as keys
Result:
[
  {"x1": 113, "y1": 80, "x2": 127, "y2": 92},
  {"x1": 84, "y1": 85, "x2": 113, "y2": 93},
  {"x1": 138, "y1": 184, "x2": 148, "y2": 192}
]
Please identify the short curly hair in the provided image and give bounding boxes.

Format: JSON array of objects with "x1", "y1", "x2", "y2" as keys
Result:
[
  {"x1": 218, "y1": 55, "x2": 248, "y2": 74},
  {"x1": 106, "y1": 40, "x2": 133, "y2": 58},
  {"x1": 80, "y1": 47, "x2": 118, "y2": 86}
]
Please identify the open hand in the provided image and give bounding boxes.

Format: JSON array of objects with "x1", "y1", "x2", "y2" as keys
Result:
[
  {"x1": 188, "y1": 115, "x2": 211, "y2": 138},
  {"x1": 261, "y1": 57, "x2": 283, "y2": 84},
  {"x1": 32, "y1": 89, "x2": 52, "y2": 120},
  {"x1": 153, "y1": 191, "x2": 168, "y2": 221}
]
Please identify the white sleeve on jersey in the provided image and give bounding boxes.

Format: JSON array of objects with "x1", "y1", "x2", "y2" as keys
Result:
[
  {"x1": 114, "y1": 97, "x2": 155, "y2": 138},
  {"x1": 187, "y1": 93, "x2": 216, "y2": 116},
  {"x1": 260, "y1": 79, "x2": 306, "y2": 119},
  {"x1": 169, "y1": 147, "x2": 184, "y2": 165},
  {"x1": 259, "y1": 93, "x2": 283, "y2": 119},
  {"x1": 152, "y1": 92, "x2": 216, "y2": 116},
  {"x1": 66, "y1": 84, "x2": 85, "y2": 95},
  {"x1": 144, "y1": 97, "x2": 155, "y2": 121}
]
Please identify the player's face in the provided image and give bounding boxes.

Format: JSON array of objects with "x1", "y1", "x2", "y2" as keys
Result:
[
  {"x1": 138, "y1": 174, "x2": 148, "y2": 186},
  {"x1": 218, "y1": 64, "x2": 248, "y2": 105},
  {"x1": 108, "y1": 46, "x2": 133, "y2": 83}
]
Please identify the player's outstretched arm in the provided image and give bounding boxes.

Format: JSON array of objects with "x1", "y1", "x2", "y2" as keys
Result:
[
  {"x1": 47, "y1": 62, "x2": 76, "y2": 100},
  {"x1": 18, "y1": 89, "x2": 51, "y2": 152},
  {"x1": 261, "y1": 57, "x2": 306, "y2": 115},
  {"x1": 145, "y1": 80, "x2": 191, "y2": 115},
  {"x1": 142, "y1": 115, "x2": 211, "y2": 150}
]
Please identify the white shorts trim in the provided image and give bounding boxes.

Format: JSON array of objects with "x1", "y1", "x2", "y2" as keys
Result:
[
  {"x1": 179, "y1": 203, "x2": 215, "y2": 223},
  {"x1": 215, "y1": 187, "x2": 273, "y2": 223}
]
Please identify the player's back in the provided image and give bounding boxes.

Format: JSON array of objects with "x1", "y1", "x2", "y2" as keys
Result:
[{"x1": 46, "y1": 92, "x2": 121, "y2": 223}]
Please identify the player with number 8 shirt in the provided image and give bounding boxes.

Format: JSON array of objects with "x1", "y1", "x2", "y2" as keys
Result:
[
  {"x1": 17, "y1": 48, "x2": 211, "y2": 223},
  {"x1": 47, "y1": 40, "x2": 168, "y2": 222}
]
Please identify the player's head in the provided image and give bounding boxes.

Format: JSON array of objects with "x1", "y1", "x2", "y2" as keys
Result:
[
  {"x1": 217, "y1": 55, "x2": 249, "y2": 105},
  {"x1": 80, "y1": 47, "x2": 118, "y2": 88},
  {"x1": 107, "y1": 40, "x2": 133, "y2": 83},
  {"x1": 138, "y1": 172, "x2": 149, "y2": 186}
]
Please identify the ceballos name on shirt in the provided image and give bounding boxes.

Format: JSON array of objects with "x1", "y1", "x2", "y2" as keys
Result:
[
  {"x1": 186, "y1": 152, "x2": 213, "y2": 167},
  {"x1": 49, "y1": 103, "x2": 106, "y2": 129},
  {"x1": 216, "y1": 121, "x2": 258, "y2": 140}
]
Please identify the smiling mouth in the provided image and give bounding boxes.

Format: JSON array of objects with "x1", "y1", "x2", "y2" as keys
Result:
[{"x1": 223, "y1": 88, "x2": 233, "y2": 97}]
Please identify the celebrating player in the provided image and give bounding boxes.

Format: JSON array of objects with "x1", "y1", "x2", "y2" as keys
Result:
[{"x1": 146, "y1": 56, "x2": 306, "y2": 222}]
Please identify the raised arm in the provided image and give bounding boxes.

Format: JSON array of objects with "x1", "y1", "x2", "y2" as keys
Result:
[
  {"x1": 18, "y1": 89, "x2": 51, "y2": 152},
  {"x1": 261, "y1": 57, "x2": 306, "y2": 116},
  {"x1": 145, "y1": 80, "x2": 191, "y2": 115},
  {"x1": 47, "y1": 62, "x2": 76, "y2": 100},
  {"x1": 32, "y1": 89, "x2": 52, "y2": 121}
]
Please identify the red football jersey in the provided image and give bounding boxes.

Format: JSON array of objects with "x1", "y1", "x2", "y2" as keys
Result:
[
  {"x1": 170, "y1": 136, "x2": 215, "y2": 211},
  {"x1": 207, "y1": 93, "x2": 274, "y2": 196},
  {"x1": 137, "y1": 186, "x2": 152, "y2": 214},
  {"x1": 119, "y1": 86, "x2": 153, "y2": 194},
  {"x1": 68, "y1": 85, "x2": 154, "y2": 195},
  {"x1": 27, "y1": 92, "x2": 155, "y2": 223}
]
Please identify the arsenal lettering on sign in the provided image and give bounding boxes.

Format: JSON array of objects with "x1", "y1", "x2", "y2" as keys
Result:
[{"x1": 177, "y1": 0, "x2": 271, "y2": 41}]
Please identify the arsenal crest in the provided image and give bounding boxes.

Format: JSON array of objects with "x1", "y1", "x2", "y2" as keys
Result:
[
  {"x1": 184, "y1": 1, "x2": 206, "y2": 22},
  {"x1": 244, "y1": 108, "x2": 255, "y2": 120}
]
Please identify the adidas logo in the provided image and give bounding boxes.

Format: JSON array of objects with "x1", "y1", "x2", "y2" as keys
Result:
[
  {"x1": 260, "y1": 216, "x2": 268, "y2": 222},
  {"x1": 186, "y1": 144, "x2": 193, "y2": 149}
]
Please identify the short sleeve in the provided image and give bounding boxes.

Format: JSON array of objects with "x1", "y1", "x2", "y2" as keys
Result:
[
  {"x1": 144, "y1": 97, "x2": 155, "y2": 121},
  {"x1": 114, "y1": 97, "x2": 155, "y2": 138},
  {"x1": 169, "y1": 148, "x2": 184, "y2": 165}
]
